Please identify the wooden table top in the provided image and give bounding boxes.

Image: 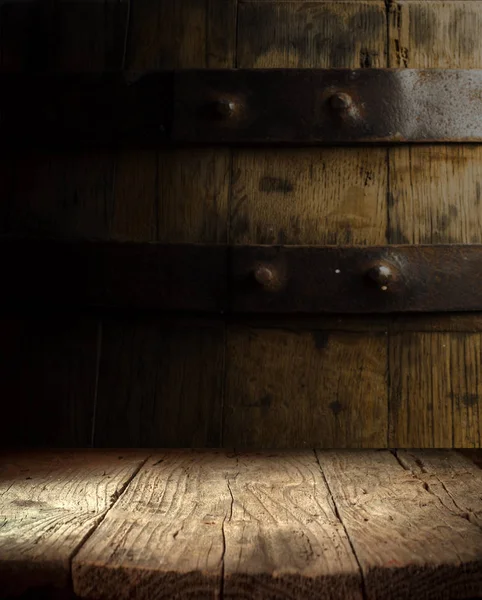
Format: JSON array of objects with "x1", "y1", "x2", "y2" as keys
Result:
[{"x1": 1, "y1": 449, "x2": 482, "y2": 600}]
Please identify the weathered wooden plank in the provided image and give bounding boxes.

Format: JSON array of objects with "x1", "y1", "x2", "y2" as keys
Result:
[
  {"x1": 125, "y1": 0, "x2": 236, "y2": 70},
  {"x1": 73, "y1": 451, "x2": 233, "y2": 599},
  {"x1": 317, "y1": 450, "x2": 482, "y2": 600},
  {"x1": 0, "y1": 450, "x2": 147, "y2": 597},
  {"x1": 396, "y1": 450, "x2": 482, "y2": 527},
  {"x1": 389, "y1": 333, "x2": 453, "y2": 447},
  {"x1": 222, "y1": 451, "x2": 362, "y2": 600},
  {"x1": 94, "y1": 319, "x2": 224, "y2": 447},
  {"x1": 388, "y1": 146, "x2": 482, "y2": 245},
  {"x1": 389, "y1": 331, "x2": 482, "y2": 447},
  {"x1": 233, "y1": 2, "x2": 387, "y2": 246},
  {"x1": 157, "y1": 148, "x2": 230, "y2": 243},
  {"x1": 103, "y1": 2, "x2": 233, "y2": 449},
  {"x1": 73, "y1": 450, "x2": 362, "y2": 600},
  {"x1": 387, "y1": 1, "x2": 482, "y2": 448},
  {"x1": 389, "y1": 1, "x2": 482, "y2": 70},
  {"x1": 0, "y1": 313, "x2": 100, "y2": 447},
  {"x1": 224, "y1": 328, "x2": 387, "y2": 448},
  {"x1": 230, "y1": 148, "x2": 386, "y2": 245},
  {"x1": 110, "y1": 0, "x2": 236, "y2": 243},
  {"x1": 226, "y1": 0, "x2": 389, "y2": 448}
]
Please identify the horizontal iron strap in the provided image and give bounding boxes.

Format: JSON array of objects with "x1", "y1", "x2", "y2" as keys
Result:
[
  {"x1": 1, "y1": 239, "x2": 482, "y2": 314},
  {"x1": 2, "y1": 69, "x2": 482, "y2": 144}
]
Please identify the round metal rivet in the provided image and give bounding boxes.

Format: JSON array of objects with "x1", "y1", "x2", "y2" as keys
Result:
[
  {"x1": 366, "y1": 263, "x2": 395, "y2": 289},
  {"x1": 254, "y1": 265, "x2": 275, "y2": 287},
  {"x1": 214, "y1": 98, "x2": 236, "y2": 118},
  {"x1": 330, "y1": 92, "x2": 353, "y2": 111}
]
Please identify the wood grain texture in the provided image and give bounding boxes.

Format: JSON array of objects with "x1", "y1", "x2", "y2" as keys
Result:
[
  {"x1": 389, "y1": 333, "x2": 454, "y2": 447},
  {"x1": 4, "y1": 450, "x2": 482, "y2": 599},
  {"x1": 397, "y1": 450, "x2": 482, "y2": 527},
  {"x1": 233, "y1": 1, "x2": 387, "y2": 246},
  {"x1": 387, "y1": 1, "x2": 482, "y2": 448},
  {"x1": 222, "y1": 451, "x2": 362, "y2": 600},
  {"x1": 389, "y1": 146, "x2": 482, "y2": 245},
  {"x1": 110, "y1": 0, "x2": 236, "y2": 243},
  {"x1": 73, "y1": 450, "x2": 362, "y2": 600},
  {"x1": 0, "y1": 314, "x2": 100, "y2": 447},
  {"x1": 230, "y1": 148, "x2": 387, "y2": 245},
  {"x1": 73, "y1": 451, "x2": 233, "y2": 600},
  {"x1": 317, "y1": 450, "x2": 482, "y2": 600},
  {"x1": 0, "y1": 450, "x2": 146, "y2": 597},
  {"x1": 94, "y1": 318, "x2": 224, "y2": 448},
  {"x1": 125, "y1": 0, "x2": 236, "y2": 70},
  {"x1": 157, "y1": 149, "x2": 230, "y2": 243},
  {"x1": 388, "y1": 2, "x2": 482, "y2": 244},
  {"x1": 389, "y1": 1, "x2": 482, "y2": 70},
  {"x1": 226, "y1": 1, "x2": 389, "y2": 449},
  {"x1": 100, "y1": 1, "x2": 235, "y2": 450},
  {"x1": 224, "y1": 328, "x2": 388, "y2": 448}
]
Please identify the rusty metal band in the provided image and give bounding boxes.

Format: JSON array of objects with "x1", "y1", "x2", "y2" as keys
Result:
[
  {"x1": 3, "y1": 238, "x2": 482, "y2": 314},
  {"x1": 3, "y1": 69, "x2": 482, "y2": 144}
]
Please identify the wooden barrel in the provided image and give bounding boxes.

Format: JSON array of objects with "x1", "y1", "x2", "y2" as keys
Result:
[{"x1": 2, "y1": 0, "x2": 482, "y2": 448}]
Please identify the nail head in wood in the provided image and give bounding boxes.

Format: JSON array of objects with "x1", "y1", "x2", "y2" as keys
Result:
[
  {"x1": 366, "y1": 263, "x2": 395, "y2": 291},
  {"x1": 214, "y1": 98, "x2": 237, "y2": 118},
  {"x1": 330, "y1": 92, "x2": 353, "y2": 112},
  {"x1": 254, "y1": 265, "x2": 277, "y2": 288}
]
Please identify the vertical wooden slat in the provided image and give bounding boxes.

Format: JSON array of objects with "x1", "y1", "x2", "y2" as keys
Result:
[
  {"x1": 110, "y1": 0, "x2": 235, "y2": 243},
  {"x1": 94, "y1": 319, "x2": 224, "y2": 448},
  {"x1": 224, "y1": 328, "x2": 388, "y2": 448},
  {"x1": 388, "y1": 0, "x2": 482, "y2": 447},
  {"x1": 224, "y1": 1, "x2": 389, "y2": 448},
  {"x1": 389, "y1": 333, "x2": 453, "y2": 447},
  {"x1": 95, "y1": 0, "x2": 236, "y2": 447}
]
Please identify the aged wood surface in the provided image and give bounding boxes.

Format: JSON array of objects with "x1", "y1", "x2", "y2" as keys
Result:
[
  {"x1": 2, "y1": 0, "x2": 482, "y2": 448},
  {"x1": 1, "y1": 450, "x2": 481, "y2": 599},
  {"x1": 0, "y1": 450, "x2": 146, "y2": 597},
  {"x1": 94, "y1": 319, "x2": 224, "y2": 448},
  {"x1": 317, "y1": 450, "x2": 482, "y2": 600},
  {"x1": 225, "y1": 328, "x2": 387, "y2": 447},
  {"x1": 111, "y1": 0, "x2": 235, "y2": 242},
  {"x1": 73, "y1": 451, "x2": 233, "y2": 600},
  {"x1": 387, "y1": 1, "x2": 482, "y2": 448},
  {"x1": 389, "y1": 332, "x2": 481, "y2": 448},
  {"x1": 224, "y1": 0, "x2": 389, "y2": 448},
  {"x1": 95, "y1": 0, "x2": 235, "y2": 448},
  {"x1": 73, "y1": 450, "x2": 362, "y2": 600},
  {"x1": 397, "y1": 450, "x2": 482, "y2": 527},
  {"x1": 221, "y1": 451, "x2": 362, "y2": 600}
]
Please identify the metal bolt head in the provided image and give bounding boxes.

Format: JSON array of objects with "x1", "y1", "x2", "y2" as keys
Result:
[
  {"x1": 330, "y1": 92, "x2": 353, "y2": 111},
  {"x1": 254, "y1": 265, "x2": 275, "y2": 287},
  {"x1": 366, "y1": 263, "x2": 394, "y2": 290},
  {"x1": 214, "y1": 98, "x2": 236, "y2": 118}
]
